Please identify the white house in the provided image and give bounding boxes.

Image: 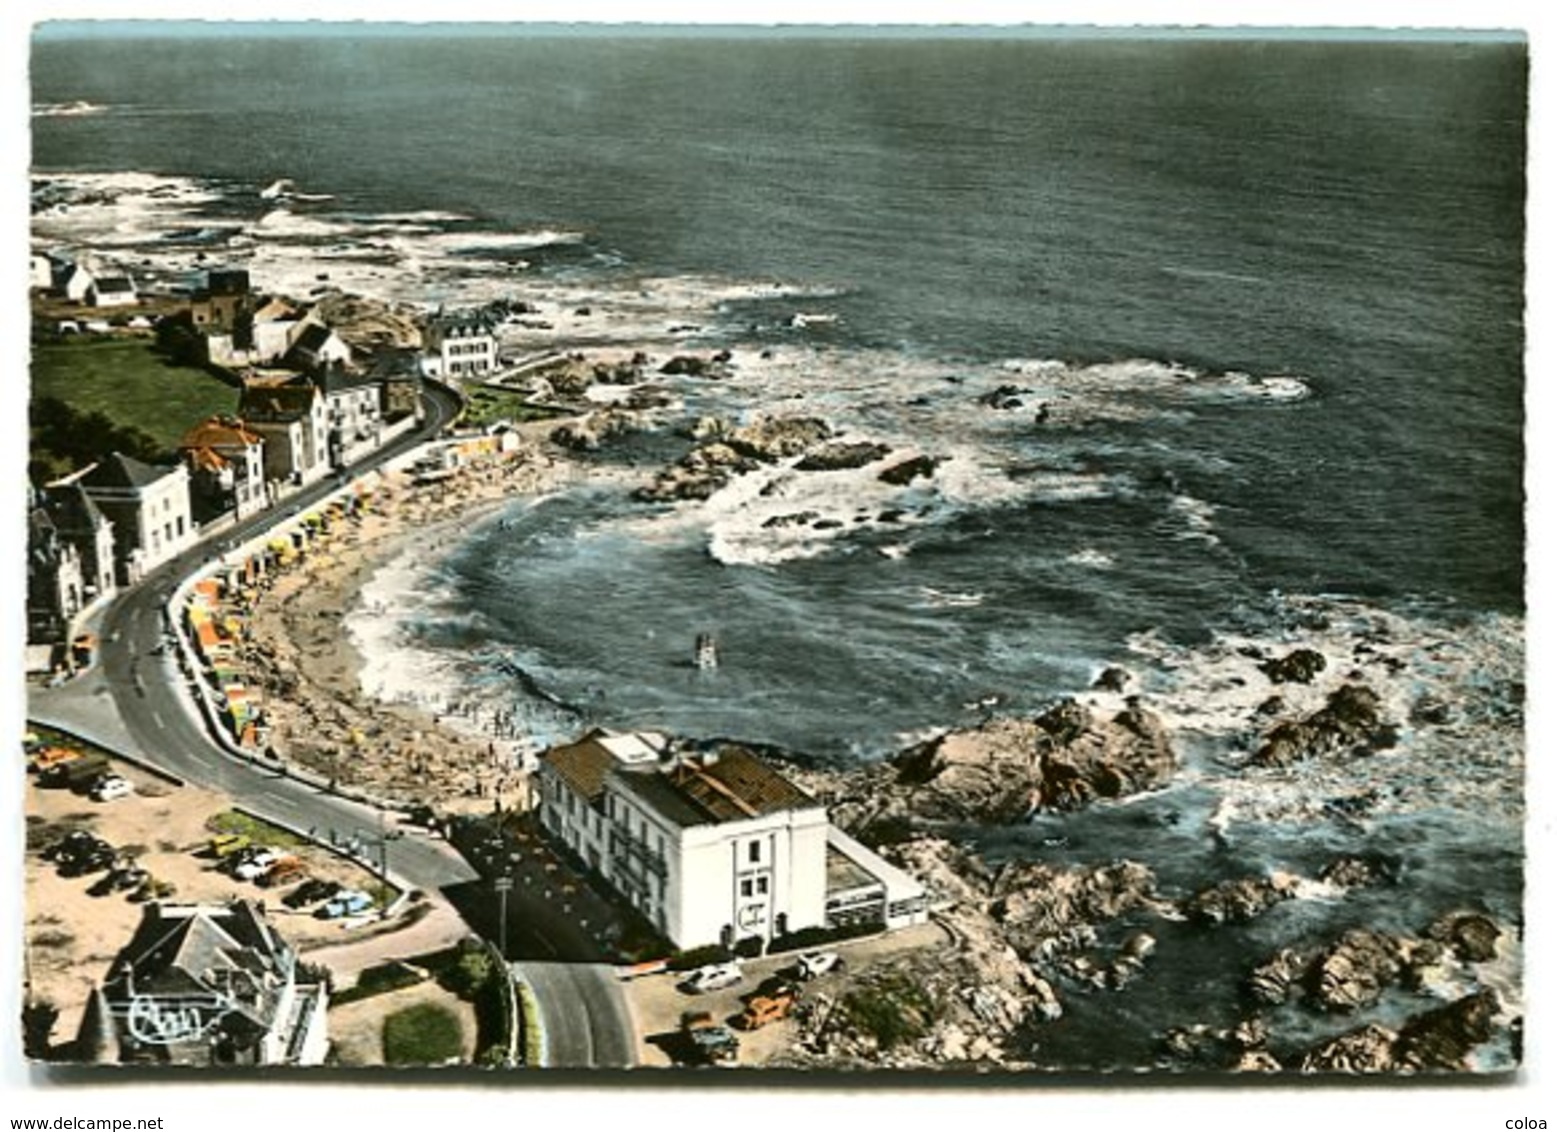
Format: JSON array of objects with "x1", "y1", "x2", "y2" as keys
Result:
[
  {"x1": 238, "y1": 380, "x2": 330, "y2": 488},
  {"x1": 75, "y1": 453, "x2": 197, "y2": 586},
  {"x1": 288, "y1": 321, "x2": 354, "y2": 372},
  {"x1": 80, "y1": 901, "x2": 329, "y2": 1067},
  {"x1": 424, "y1": 311, "x2": 498, "y2": 379},
  {"x1": 30, "y1": 252, "x2": 55, "y2": 289},
  {"x1": 54, "y1": 260, "x2": 96, "y2": 303},
  {"x1": 309, "y1": 368, "x2": 384, "y2": 469},
  {"x1": 535, "y1": 731, "x2": 927, "y2": 951},
  {"x1": 88, "y1": 274, "x2": 138, "y2": 307}
]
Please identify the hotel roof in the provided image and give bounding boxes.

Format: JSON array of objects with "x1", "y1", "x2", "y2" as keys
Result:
[{"x1": 615, "y1": 746, "x2": 817, "y2": 828}]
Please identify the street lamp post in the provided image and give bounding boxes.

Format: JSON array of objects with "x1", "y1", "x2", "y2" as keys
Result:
[{"x1": 494, "y1": 876, "x2": 513, "y2": 959}]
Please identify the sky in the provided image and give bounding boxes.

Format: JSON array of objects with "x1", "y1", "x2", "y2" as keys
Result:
[{"x1": 2, "y1": 1, "x2": 1549, "y2": 1128}]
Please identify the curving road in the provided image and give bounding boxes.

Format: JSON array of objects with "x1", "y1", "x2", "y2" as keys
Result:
[{"x1": 29, "y1": 380, "x2": 638, "y2": 1067}]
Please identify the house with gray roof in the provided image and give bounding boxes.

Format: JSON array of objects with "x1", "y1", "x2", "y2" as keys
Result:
[
  {"x1": 76, "y1": 452, "x2": 196, "y2": 585},
  {"x1": 79, "y1": 901, "x2": 328, "y2": 1066}
]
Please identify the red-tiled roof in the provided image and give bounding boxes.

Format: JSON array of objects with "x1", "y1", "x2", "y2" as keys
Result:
[
  {"x1": 541, "y1": 735, "x2": 619, "y2": 802},
  {"x1": 181, "y1": 417, "x2": 263, "y2": 450}
]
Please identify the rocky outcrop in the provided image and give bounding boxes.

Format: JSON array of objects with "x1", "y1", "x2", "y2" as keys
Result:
[
  {"x1": 1258, "y1": 648, "x2": 1328, "y2": 685},
  {"x1": 1184, "y1": 872, "x2": 1300, "y2": 926},
  {"x1": 659, "y1": 354, "x2": 732, "y2": 379},
  {"x1": 1031, "y1": 698, "x2": 1177, "y2": 811},
  {"x1": 1318, "y1": 853, "x2": 1401, "y2": 889},
  {"x1": 310, "y1": 290, "x2": 424, "y2": 351},
  {"x1": 1299, "y1": 1023, "x2": 1401, "y2": 1073},
  {"x1": 1247, "y1": 948, "x2": 1308, "y2": 1006},
  {"x1": 1305, "y1": 929, "x2": 1408, "y2": 1012},
  {"x1": 1091, "y1": 666, "x2": 1133, "y2": 693},
  {"x1": 1426, "y1": 911, "x2": 1503, "y2": 963},
  {"x1": 1252, "y1": 682, "x2": 1397, "y2": 767},
  {"x1": 878, "y1": 454, "x2": 943, "y2": 486},
  {"x1": 634, "y1": 442, "x2": 760, "y2": 502},
  {"x1": 795, "y1": 440, "x2": 893, "y2": 472},
  {"x1": 1395, "y1": 989, "x2": 1502, "y2": 1071},
  {"x1": 726, "y1": 416, "x2": 833, "y2": 462},
  {"x1": 548, "y1": 409, "x2": 640, "y2": 452},
  {"x1": 1298, "y1": 990, "x2": 1503, "y2": 1073},
  {"x1": 1160, "y1": 1016, "x2": 1279, "y2": 1072}
]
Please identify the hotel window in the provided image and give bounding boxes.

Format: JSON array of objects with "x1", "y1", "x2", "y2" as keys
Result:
[
  {"x1": 748, "y1": 840, "x2": 760, "y2": 864},
  {"x1": 740, "y1": 879, "x2": 753, "y2": 898},
  {"x1": 757, "y1": 876, "x2": 769, "y2": 896}
]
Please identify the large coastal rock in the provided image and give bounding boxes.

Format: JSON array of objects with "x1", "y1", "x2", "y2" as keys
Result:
[
  {"x1": 725, "y1": 416, "x2": 833, "y2": 461},
  {"x1": 1030, "y1": 698, "x2": 1177, "y2": 811},
  {"x1": 1305, "y1": 929, "x2": 1408, "y2": 1012},
  {"x1": 549, "y1": 409, "x2": 640, "y2": 452},
  {"x1": 878, "y1": 454, "x2": 943, "y2": 486},
  {"x1": 795, "y1": 440, "x2": 893, "y2": 472},
  {"x1": 1184, "y1": 873, "x2": 1300, "y2": 926},
  {"x1": 310, "y1": 290, "x2": 424, "y2": 351},
  {"x1": 1297, "y1": 990, "x2": 1503, "y2": 1073},
  {"x1": 1298, "y1": 1023, "x2": 1401, "y2": 1073},
  {"x1": 1395, "y1": 989, "x2": 1502, "y2": 1071},
  {"x1": 1426, "y1": 911, "x2": 1503, "y2": 963},
  {"x1": 1252, "y1": 682, "x2": 1397, "y2": 767},
  {"x1": 634, "y1": 442, "x2": 761, "y2": 502},
  {"x1": 1258, "y1": 647, "x2": 1328, "y2": 685}
]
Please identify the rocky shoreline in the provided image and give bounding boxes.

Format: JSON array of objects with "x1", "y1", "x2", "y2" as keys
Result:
[{"x1": 760, "y1": 602, "x2": 1523, "y2": 1073}]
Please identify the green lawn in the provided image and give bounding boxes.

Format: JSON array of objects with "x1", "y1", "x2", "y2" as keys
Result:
[
  {"x1": 31, "y1": 338, "x2": 238, "y2": 452},
  {"x1": 381, "y1": 1002, "x2": 464, "y2": 1066}
]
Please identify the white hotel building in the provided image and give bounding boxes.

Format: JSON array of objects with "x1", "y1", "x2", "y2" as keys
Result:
[{"x1": 535, "y1": 730, "x2": 928, "y2": 951}]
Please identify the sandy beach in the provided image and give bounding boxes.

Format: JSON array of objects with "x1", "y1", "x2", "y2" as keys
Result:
[{"x1": 235, "y1": 423, "x2": 581, "y2": 814}]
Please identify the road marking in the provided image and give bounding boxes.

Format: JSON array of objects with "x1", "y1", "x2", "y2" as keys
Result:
[
  {"x1": 150, "y1": 710, "x2": 163, "y2": 729},
  {"x1": 260, "y1": 791, "x2": 298, "y2": 809},
  {"x1": 183, "y1": 751, "x2": 214, "y2": 769}
]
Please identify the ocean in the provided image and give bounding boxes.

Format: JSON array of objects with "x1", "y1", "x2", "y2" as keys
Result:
[{"x1": 30, "y1": 28, "x2": 1527, "y2": 1069}]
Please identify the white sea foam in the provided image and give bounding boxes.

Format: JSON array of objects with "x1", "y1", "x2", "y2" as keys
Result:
[{"x1": 33, "y1": 100, "x2": 108, "y2": 117}]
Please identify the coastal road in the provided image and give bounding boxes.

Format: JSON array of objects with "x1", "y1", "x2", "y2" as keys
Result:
[
  {"x1": 30, "y1": 382, "x2": 477, "y2": 893},
  {"x1": 511, "y1": 961, "x2": 638, "y2": 1069}
]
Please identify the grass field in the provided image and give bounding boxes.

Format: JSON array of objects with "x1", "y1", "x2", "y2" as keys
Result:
[
  {"x1": 31, "y1": 337, "x2": 238, "y2": 451},
  {"x1": 381, "y1": 1002, "x2": 464, "y2": 1066}
]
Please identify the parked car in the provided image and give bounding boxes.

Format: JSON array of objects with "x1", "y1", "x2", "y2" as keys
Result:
[
  {"x1": 29, "y1": 746, "x2": 81, "y2": 774},
  {"x1": 41, "y1": 754, "x2": 110, "y2": 792},
  {"x1": 795, "y1": 950, "x2": 845, "y2": 981},
  {"x1": 44, "y1": 830, "x2": 101, "y2": 863},
  {"x1": 88, "y1": 866, "x2": 147, "y2": 897},
  {"x1": 738, "y1": 988, "x2": 799, "y2": 1031},
  {"x1": 208, "y1": 833, "x2": 251, "y2": 859},
  {"x1": 259, "y1": 857, "x2": 307, "y2": 888},
  {"x1": 681, "y1": 1011, "x2": 740, "y2": 1066},
  {"x1": 679, "y1": 961, "x2": 743, "y2": 995},
  {"x1": 317, "y1": 890, "x2": 374, "y2": 920},
  {"x1": 130, "y1": 877, "x2": 176, "y2": 903},
  {"x1": 284, "y1": 878, "x2": 342, "y2": 909},
  {"x1": 233, "y1": 849, "x2": 281, "y2": 882},
  {"x1": 90, "y1": 775, "x2": 134, "y2": 802},
  {"x1": 58, "y1": 844, "x2": 116, "y2": 877}
]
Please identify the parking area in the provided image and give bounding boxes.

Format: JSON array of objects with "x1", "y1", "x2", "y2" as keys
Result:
[
  {"x1": 622, "y1": 921, "x2": 948, "y2": 1068},
  {"x1": 24, "y1": 745, "x2": 383, "y2": 1051}
]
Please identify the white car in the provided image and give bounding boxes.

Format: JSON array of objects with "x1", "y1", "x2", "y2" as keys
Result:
[
  {"x1": 90, "y1": 775, "x2": 134, "y2": 802},
  {"x1": 680, "y1": 961, "x2": 743, "y2": 994},
  {"x1": 796, "y1": 951, "x2": 844, "y2": 980},
  {"x1": 234, "y1": 849, "x2": 281, "y2": 882}
]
